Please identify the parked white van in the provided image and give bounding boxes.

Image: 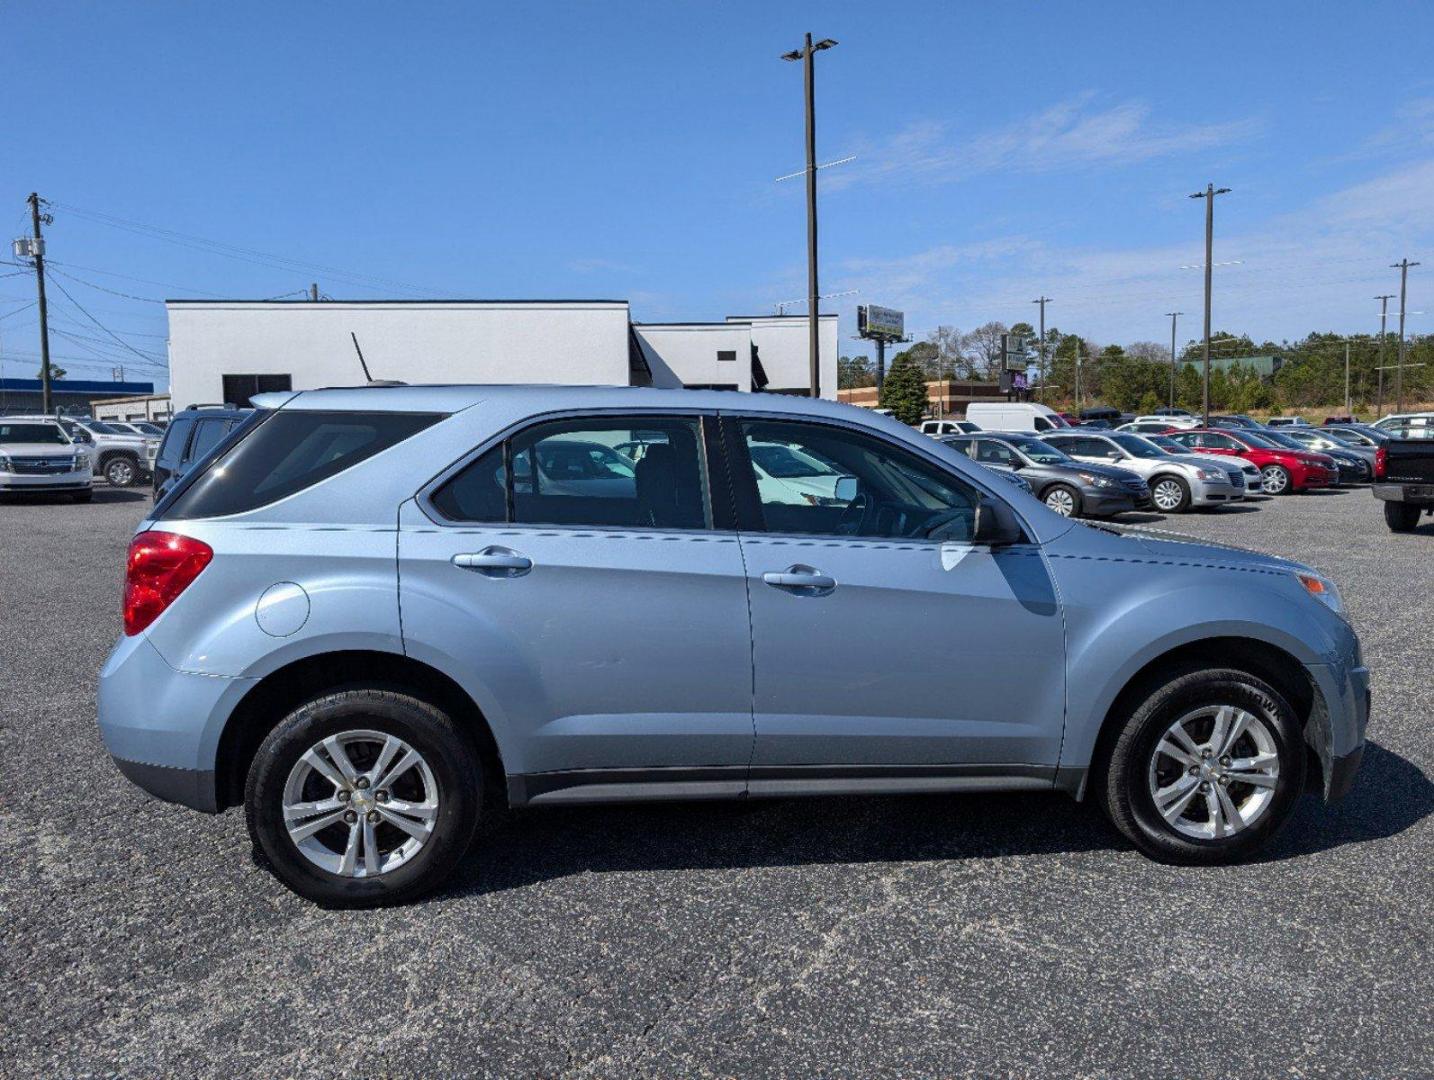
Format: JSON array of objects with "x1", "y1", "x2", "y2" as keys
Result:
[{"x1": 964, "y1": 402, "x2": 1069, "y2": 433}]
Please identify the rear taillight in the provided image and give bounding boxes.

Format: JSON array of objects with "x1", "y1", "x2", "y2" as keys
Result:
[
  {"x1": 1374, "y1": 445, "x2": 1387, "y2": 480},
  {"x1": 123, "y1": 531, "x2": 213, "y2": 636}
]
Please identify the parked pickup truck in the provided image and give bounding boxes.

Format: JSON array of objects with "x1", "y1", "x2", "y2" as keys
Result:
[{"x1": 1373, "y1": 439, "x2": 1434, "y2": 531}]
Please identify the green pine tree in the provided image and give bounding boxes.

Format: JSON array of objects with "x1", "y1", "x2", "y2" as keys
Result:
[{"x1": 879, "y1": 349, "x2": 931, "y2": 426}]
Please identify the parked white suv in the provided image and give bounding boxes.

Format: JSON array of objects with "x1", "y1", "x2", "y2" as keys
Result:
[
  {"x1": 1043, "y1": 431, "x2": 1244, "y2": 512},
  {"x1": 0, "y1": 418, "x2": 93, "y2": 501},
  {"x1": 53, "y1": 416, "x2": 154, "y2": 486}
]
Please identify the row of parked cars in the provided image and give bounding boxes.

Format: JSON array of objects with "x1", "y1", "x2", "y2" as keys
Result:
[
  {"x1": 914, "y1": 401, "x2": 1434, "y2": 530},
  {"x1": 0, "y1": 412, "x2": 169, "y2": 500}
]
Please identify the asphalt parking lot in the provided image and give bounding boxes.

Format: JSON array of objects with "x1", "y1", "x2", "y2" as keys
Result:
[{"x1": 2, "y1": 485, "x2": 1431, "y2": 1078}]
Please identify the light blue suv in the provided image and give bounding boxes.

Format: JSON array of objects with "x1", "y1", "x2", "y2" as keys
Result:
[{"x1": 99, "y1": 386, "x2": 1369, "y2": 906}]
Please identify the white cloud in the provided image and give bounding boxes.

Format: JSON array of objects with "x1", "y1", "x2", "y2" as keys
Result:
[{"x1": 823, "y1": 94, "x2": 1262, "y2": 192}]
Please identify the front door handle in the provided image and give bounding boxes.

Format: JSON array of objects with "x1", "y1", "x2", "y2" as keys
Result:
[
  {"x1": 762, "y1": 565, "x2": 836, "y2": 595},
  {"x1": 453, "y1": 546, "x2": 532, "y2": 577}
]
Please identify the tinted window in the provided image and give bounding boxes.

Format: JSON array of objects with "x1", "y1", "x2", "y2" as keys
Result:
[
  {"x1": 430, "y1": 445, "x2": 506, "y2": 522},
  {"x1": 974, "y1": 439, "x2": 1018, "y2": 466},
  {"x1": 739, "y1": 420, "x2": 977, "y2": 541},
  {"x1": 185, "y1": 418, "x2": 230, "y2": 463},
  {"x1": 512, "y1": 418, "x2": 707, "y2": 529},
  {"x1": 0, "y1": 423, "x2": 67, "y2": 444},
  {"x1": 163, "y1": 410, "x2": 442, "y2": 520},
  {"x1": 157, "y1": 418, "x2": 196, "y2": 466}
]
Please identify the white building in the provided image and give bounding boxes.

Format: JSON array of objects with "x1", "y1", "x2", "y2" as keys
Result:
[{"x1": 166, "y1": 300, "x2": 837, "y2": 408}]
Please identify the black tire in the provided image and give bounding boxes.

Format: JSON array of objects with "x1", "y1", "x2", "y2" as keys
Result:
[
  {"x1": 1384, "y1": 500, "x2": 1421, "y2": 532},
  {"x1": 1095, "y1": 666, "x2": 1306, "y2": 865},
  {"x1": 1260, "y1": 464, "x2": 1292, "y2": 495},
  {"x1": 1042, "y1": 483, "x2": 1082, "y2": 518},
  {"x1": 245, "y1": 689, "x2": 481, "y2": 907},
  {"x1": 102, "y1": 454, "x2": 139, "y2": 487},
  {"x1": 71, "y1": 489, "x2": 93, "y2": 503},
  {"x1": 1149, "y1": 474, "x2": 1191, "y2": 514}
]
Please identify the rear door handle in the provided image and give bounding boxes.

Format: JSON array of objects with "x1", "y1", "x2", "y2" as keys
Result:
[
  {"x1": 762, "y1": 565, "x2": 836, "y2": 595},
  {"x1": 453, "y1": 546, "x2": 532, "y2": 577}
]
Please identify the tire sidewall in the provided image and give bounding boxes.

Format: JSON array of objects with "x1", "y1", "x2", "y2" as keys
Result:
[
  {"x1": 1044, "y1": 483, "x2": 1081, "y2": 517},
  {"x1": 1110, "y1": 669, "x2": 1305, "y2": 863},
  {"x1": 246, "y1": 691, "x2": 480, "y2": 907},
  {"x1": 104, "y1": 455, "x2": 136, "y2": 487}
]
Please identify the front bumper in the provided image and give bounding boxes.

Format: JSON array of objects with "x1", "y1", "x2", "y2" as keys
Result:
[
  {"x1": 1080, "y1": 489, "x2": 1137, "y2": 516},
  {"x1": 1189, "y1": 476, "x2": 1242, "y2": 506},
  {"x1": 1304, "y1": 652, "x2": 1371, "y2": 801},
  {"x1": 97, "y1": 633, "x2": 255, "y2": 813},
  {"x1": 0, "y1": 472, "x2": 91, "y2": 492}
]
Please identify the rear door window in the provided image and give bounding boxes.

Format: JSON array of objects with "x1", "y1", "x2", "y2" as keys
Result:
[
  {"x1": 156, "y1": 418, "x2": 195, "y2": 467},
  {"x1": 161, "y1": 410, "x2": 443, "y2": 519},
  {"x1": 184, "y1": 418, "x2": 229, "y2": 465}
]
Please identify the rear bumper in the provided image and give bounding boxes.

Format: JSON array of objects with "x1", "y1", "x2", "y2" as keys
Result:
[
  {"x1": 97, "y1": 633, "x2": 255, "y2": 814},
  {"x1": 1372, "y1": 482, "x2": 1434, "y2": 503}
]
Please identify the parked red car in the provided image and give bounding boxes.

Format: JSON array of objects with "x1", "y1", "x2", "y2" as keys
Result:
[{"x1": 1168, "y1": 428, "x2": 1338, "y2": 494}]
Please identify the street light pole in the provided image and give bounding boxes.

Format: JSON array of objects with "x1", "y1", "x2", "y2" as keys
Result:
[
  {"x1": 1189, "y1": 184, "x2": 1230, "y2": 427},
  {"x1": 1165, "y1": 311, "x2": 1182, "y2": 407},
  {"x1": 1031, "y1": 296, "x2": 1051, "y2": 400},
  {"x1": 782, "y1": 34, "x2": 837, "y2": 399},
  {"x1": 1375, "y1": 294, "x2": 1394, "y2": 417},
  {"x1": 1391, "y1": 258, "x2": 1420, "y2": 413}
]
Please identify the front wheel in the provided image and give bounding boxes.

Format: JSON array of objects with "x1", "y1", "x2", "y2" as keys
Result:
[
  {"x1": 1384, "y1": 500, "x2": 1422, "y2": 532},
  {"x1": 1043, "y1": 483, "x2": 1081, "y2": 517},
  {"x1": 1260, "y1": 465, "x2": 1291, "y2": 495},
  {"x1": 1150, "y1": 475, "x2": 1191, "y2": 513},
  {"x1": 103, "y1": 455, "x2": 138, "y2": 487},
  {"x1": 245, "y1": 689, "x2": 481, "y2": 907},
  {"x1": 1097, "y1": 667, "x2": 1305, "y2": 864}
]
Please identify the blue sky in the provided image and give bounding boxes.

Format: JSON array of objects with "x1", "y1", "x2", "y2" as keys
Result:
[{"x1": 4, "y1": 1, "x2": 1433, "y2": 388}]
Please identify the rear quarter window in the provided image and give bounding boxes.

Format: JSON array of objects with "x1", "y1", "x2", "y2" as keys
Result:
[{"x1": 160, "y1": 410, "x2": 443, "y2": 520}]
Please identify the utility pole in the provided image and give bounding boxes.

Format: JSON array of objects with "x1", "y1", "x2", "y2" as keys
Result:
[
  {"x1": 1166, "y1": 311, "x2": 1183, "y2": 407},
  {"x1": 1391, "y1": 258, "x2": 1420, "y2": 413},
  {"x1": 1344, "y1": 340, "x2": 1351, "y2": 417},
  {"x1": 782, "y1": 33, "x2": 837, "y2": 399},
  {"x1": 25, "y1": 193, "x2": 54, "y2": 414},
  {"x1": 1072, "y1": 336, "x2": 1083, "y2": 407},
  {"x1": 310, "y1": 283, "x2": 319, "y2": 302},
  {"x1": 1189, "y1": 184, "x2": 1230, "y2": 427},
  {"x1": 1375, "y1": 294, "x2": 1394, "y2": 418},
  {"x1": 1031, "y1": 296, "x2": 1051, "y2": 400}
]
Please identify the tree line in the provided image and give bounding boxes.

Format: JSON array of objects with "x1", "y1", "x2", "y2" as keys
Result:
[{"x1": 839, "y1": 323, "x2": 1434, "y2": 418}]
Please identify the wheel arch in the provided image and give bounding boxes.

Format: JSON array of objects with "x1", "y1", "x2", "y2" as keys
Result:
[
  {"x1": 1078, "y1": 636, "x2": 1323, "y2": 800},
  {"x1": 214, "y1": 649, "x2": 506, "y2": 812}
]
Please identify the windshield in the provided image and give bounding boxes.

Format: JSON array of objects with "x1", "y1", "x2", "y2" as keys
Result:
[
  {"x1": 81, "y1": 420, "x2": 122, "y2": 435},
  {"x1": 1109, "y1": 434, "x2": 1165, "y2": 459},
  {"x1": 1236, "y1": 431, "x2": 1281, "y2": 449},
  {"x1": 1148, "y1": 435, "x2": 1184, "y2": 453},
  {"x1": 1000, "y1": 435, "x2": 1071, "y2": 465},
  {"x1": 1261, "y1": 432, "x2": 1308, "y2": 451},
  {"x1": 0, "y1": 423, "x2": 68, "y2": 445},
  {"x1": 749, "y1": 442, "x2": 839, "y2": 479},
  {"x1": 130, "y1": 422, "x2": 163, "y2": 435}
]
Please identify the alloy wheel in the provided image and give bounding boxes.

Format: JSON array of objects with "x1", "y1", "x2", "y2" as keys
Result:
[
  {"x1": 1152, "y1": 479, "x2": 1185, "y2": 511},
  {"x1": 106, "y1": 458, "x2": 135, "y2": 486},
  {"x1": 1146, "y1": 705, "x2": 1280, "y2": 840},
  {"x1": 1260, "y1": 465, "x2": 1289, "y2": 494},
  {"x1": 1044, "y1": 488, "x2": 1076, "y2": 516},
  {"x1": 282, "y1": 729, "x2": 440, "y2": 877}
]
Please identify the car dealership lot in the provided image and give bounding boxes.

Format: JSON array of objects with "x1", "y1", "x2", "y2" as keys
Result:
[{"x1": 2, "y1": 488, "x2": 1430, "y2": 1077}]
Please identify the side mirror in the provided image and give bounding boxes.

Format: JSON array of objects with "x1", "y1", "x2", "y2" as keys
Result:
[
  {"x1": 834, "y1": 475, "x2": 859, "y2": 502},
  {"x1": 972, "y1": 497, "x2": 1023, "y2": 546}
]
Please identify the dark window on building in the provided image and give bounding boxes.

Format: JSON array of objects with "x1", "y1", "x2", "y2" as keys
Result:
[
  {"x1": 221, "y1": 373, "x2": 293, "y2": 407},
  {"x1": 717, "y1": 350, "x2": 737, "y2": 363}
]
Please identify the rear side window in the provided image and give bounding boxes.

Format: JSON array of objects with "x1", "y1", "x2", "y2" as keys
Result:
[
  {"x1": 157, "y1": 418, "x2": 195, "y2": 466},
  {"x1": 162, "y1": 410, "x2": 443, "y2": 519},
  {"x1": 185, "y1": 418, "x2": 230, "y2": 464}
]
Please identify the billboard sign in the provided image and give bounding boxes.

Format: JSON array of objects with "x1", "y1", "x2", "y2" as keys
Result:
[
  {"x1": 1001, "y1": 333, "x2": 1028, "y2": 372},
  {"x1": 858, "y1": 304, "x2": 905, "y2": 341}
]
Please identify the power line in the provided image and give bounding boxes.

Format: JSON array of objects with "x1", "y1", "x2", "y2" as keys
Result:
[
  {"x1": 45, "y1": 264, "x2": 167, "y2": 304},
  {"x1": 43, "y1": 270, "x2": 167, "y2": 365}
]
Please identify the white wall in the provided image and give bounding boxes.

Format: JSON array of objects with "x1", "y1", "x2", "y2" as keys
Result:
[
  {"x1": 167, "y1": 301, "x2": 632, "y2": 408},
  {"x1": 631, "y1": 324, "x2": 752, "y2": 392},
  {"x1": 728, "y1": 315, "x2": 838, "y2": 398}
]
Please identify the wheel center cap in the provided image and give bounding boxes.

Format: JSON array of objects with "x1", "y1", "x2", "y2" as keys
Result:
[{"x1": 351, "y1": 790, "x2": 374, "y2": 812}]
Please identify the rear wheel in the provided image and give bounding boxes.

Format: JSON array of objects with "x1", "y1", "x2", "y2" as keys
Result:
[
  {"x1": 245, "y1": 689, "x2": 481, "y2": 907},
  {"x1": 1150, "y1": 474, "x2": 1191, "y2": 513},
  {"x1": 1384, "y1": 500, "x2": 1422, "y2": 532},
  {"x1": 1043, "y1": 483, "x2": 1081, "y2": 517},
  {"x1": 1097, "y1": 667, "x2": 1305, "y2": 864},
  {"x1": 1260, "y1": 465, "x2": 1291, "y2": 495}
]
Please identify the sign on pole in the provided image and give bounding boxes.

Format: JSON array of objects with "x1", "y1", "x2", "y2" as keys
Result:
[
  {"x1": 858, "y1": 304, "x2": 905, "y2": 341},
  {"x1": 1000, "y1": 333, "x2": 1028, "y2": 371}
]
